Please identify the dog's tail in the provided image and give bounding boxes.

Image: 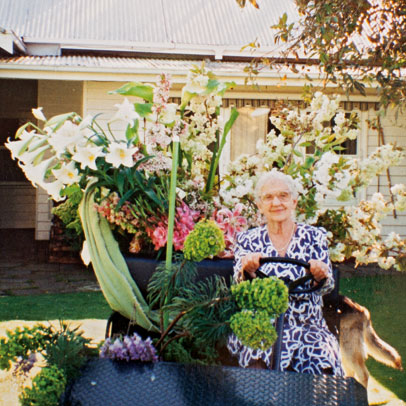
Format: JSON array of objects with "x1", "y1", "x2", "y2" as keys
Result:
[{"x1": 364, "y1": 308, "x2": 403, "y2": 370}]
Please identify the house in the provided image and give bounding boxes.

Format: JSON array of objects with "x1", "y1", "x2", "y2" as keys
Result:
[{"x1": 0, "y1": 0, "x2": 405, "y2": 258}]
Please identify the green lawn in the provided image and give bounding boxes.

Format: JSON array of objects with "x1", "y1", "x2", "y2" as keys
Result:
[
  {"x1": 340, "y1": 274, "x2": 406, "y2": 401},
  {"x1": 0, "y1": 291, "x2": 111, "y2": 321},
  {"x1": 0, "y1": 275, "x2": 405, "y2": 400}
]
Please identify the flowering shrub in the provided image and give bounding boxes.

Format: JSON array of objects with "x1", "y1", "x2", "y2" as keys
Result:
[
  {"x1": 5, "y1": 66, "x2": 406, "y2": 269},
  {"x1": 220, "y1": 92, "x2": 406, "y2": 270}
]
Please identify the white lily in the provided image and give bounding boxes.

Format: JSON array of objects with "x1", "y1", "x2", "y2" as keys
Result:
[
  {"x1": 110, "y1": 98, "x2": 140, "y2": 127},
  {"x1": 72, "y1": 145, "x2": 105, "y2": 170},
  {"x1": 32, "y1": 107, "x2": 47, "y2": 121},
  {"x1": 182, "y1": 76, "x2": 208, "y2": 96},
  {"x1": 52, "y1": 161, "x2": 81, "y2": 185},
  {"x1": 79, "y1": 115, "x2": 93, "y2": 129},
  {"x1": 18, "y1": 144, "x2": 50, "y2": 165},
  {"x1": 17, "y1": 157, "x2": 53, "y2": 188},
  {"x1": 105, "y1": 142, "x2": 138, "y2": 168},
  {"x1": 48, "y1": 121, "x2": 84, "y2": 156},
  {"x1": 39, "y1": 179, "x2": 65, "y2": 202},
  {"x1": 80, "y1": 240, "x2": 91, "y2": 266},
  {"x1": 4, "y1": 131, "x2": 34, "y2": 159}
]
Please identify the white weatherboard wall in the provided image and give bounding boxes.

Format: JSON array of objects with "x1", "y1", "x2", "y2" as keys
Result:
[
  {"x1": 84, "y1": 81, "x2": 406, "y2": 239},
  {"x1": 366, "y1": 107, "x2": 406, "y2": 238}
]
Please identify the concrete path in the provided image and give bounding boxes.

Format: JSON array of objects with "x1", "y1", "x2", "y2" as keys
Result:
[{"x1": 0, "y1": 259, "x2": 99, "y2": 296}]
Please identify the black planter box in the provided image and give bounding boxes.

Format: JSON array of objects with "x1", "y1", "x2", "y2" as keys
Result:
[
  {"x1": 125, "y1": 256, "x2": 234, "y2": 296},
  {"x1": 61, "y1": 359, "x2": 368, "y2": 406}
]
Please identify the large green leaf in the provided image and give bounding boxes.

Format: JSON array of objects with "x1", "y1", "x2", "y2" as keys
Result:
[
  {"x1": 115, "y1": 171, "x2": 125, "y2": 196},
  {"x1": 144, "y1": 189, "x2": 165, "y2": 209},
  {"x1": 135, "y1": 103, "x2": 153, "y2": 117},
  {"x1": 205, "y1": 108, "x2": 239, "y2": 192},
  {"x1": 117, "y1": 189, "x2": 136, "y2": 210},
  {"x1": 110, "y1": 83, "x2": 154, "y2": 103}
]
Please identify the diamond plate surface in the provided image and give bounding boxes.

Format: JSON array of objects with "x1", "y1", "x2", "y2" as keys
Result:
[{"x1": 61, "y1": 360, "x2": 368, "y2": 406}]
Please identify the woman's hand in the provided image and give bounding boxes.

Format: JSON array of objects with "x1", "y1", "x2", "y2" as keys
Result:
[
  {"x1": 308, "y1": 259, "x2": 329, "y2": 282},
  {"x1": 237, "y1": 252, "x2": 262, "y2": 282}
]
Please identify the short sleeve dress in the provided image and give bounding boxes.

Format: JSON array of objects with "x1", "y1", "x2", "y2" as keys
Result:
[{"x1": 227, "y1": 223, "x2": 344, "y2": 376}]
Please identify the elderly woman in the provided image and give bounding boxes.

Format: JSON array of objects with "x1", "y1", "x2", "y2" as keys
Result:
[{"x1": 227, "y1": 170, "x2": 343, "y2": 376}]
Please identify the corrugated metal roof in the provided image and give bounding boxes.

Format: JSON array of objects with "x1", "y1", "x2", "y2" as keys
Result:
[
  {"x1": 0, "y1": 55, "x2": 328, "y2": 82},
  {"x1": 0, "y1": 54, "x2": 297, "y2": 74},
  {"x1": 0, "y1": 0, "x2": 298, "y2": 55}
]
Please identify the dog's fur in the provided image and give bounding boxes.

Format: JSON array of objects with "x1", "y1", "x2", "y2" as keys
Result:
[{"x1": 324, "y1": 295, "x2": 403, "y2": 387}]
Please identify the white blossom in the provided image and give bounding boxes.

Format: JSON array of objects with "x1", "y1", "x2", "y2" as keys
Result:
[
  {"x1": 111, "y1": 98, "x2": 140, "y2": 127},
  {"x1": 52, "y1": 161, "x2": 81, "y2": 185},
  {"x1": 105, "y1": 142, "x2": 138, "y2": 168},
  {"x1": 32, "y1": 107, "x2": 47, "y2": 121},
  {"x1": 72, "y1": 145, "x2": 105, "y2": 170}
]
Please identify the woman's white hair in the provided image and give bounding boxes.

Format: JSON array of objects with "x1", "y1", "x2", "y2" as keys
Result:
[{"x1": 254, "y1": 169, "x2": 299, "y2": 201}]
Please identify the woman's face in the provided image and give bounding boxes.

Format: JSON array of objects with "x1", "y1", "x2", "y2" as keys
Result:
[{"x1": 257, "y1": 179, "x2": 297, "y2": 224}]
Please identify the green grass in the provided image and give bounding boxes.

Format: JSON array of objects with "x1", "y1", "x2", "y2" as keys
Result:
[
  {"x1": 340, "y1": 274, "x2": 406, "y2": 401},
  {"x1": 0, "y1": 291, "x2": 111, "y2": 321}
]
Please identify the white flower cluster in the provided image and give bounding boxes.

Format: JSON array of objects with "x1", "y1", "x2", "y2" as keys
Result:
[
  {"x1": 358, "y1": 144, "x2": 405, "y2": 185},
  {"x1": 5, "y1": 99, "x2": 146, "y2": 201},
  {"x1": 313, "y1": 151, "x2": 354, "y2": 203},
  {"x1": 391, "y1": 184, "x2": 406, "y2": 211},
  {"x1": 310, "y1": 92, "x2": 341, "y2": 129},
  {"x1": 180, "y1": 69, "x2": 224, "y2": 177},
  {"x1": 256, "y1": 131, "x2": 292, "y2": 167}
]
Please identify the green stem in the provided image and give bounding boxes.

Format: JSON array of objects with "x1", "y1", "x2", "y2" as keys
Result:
[{"x1": 163, "y1": 140, "x2": 180, "y2": 330}]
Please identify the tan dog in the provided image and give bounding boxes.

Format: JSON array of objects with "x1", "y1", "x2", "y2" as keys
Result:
[{"x1": 331, "y1": 295, "x2": 403, "y2": 388}]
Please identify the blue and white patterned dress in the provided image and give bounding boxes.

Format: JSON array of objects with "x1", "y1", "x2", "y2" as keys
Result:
[{"x1": 227, "y1": 223, "x2": 344, "y2": 376}]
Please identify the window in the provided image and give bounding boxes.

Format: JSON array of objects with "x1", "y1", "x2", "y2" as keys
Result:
[
  {"x1": 0, "y1": 118, "x2": 29, "y2": 183},
  {"x1": 229, "y1": 106, "x2": 268, "y2": 161}
]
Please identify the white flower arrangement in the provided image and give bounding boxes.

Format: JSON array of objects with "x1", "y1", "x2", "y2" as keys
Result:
[{"x1": 5, "y1": 65, "x2": 406, "y2": 270}]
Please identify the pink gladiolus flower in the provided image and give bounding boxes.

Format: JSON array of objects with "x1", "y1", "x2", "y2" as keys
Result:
[{"x1": 151, "y1": 225, "x2": 167, "y2": 250}]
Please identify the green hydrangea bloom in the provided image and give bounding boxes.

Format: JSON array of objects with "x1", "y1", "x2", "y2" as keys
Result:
[
  {"x1": 229, "y1": 277, "x2": 289, "y2": 350},
  {"x1": 230, "y1": 310, "x2": 277, "y2": 350},
  {"x1": 183, "y1": 219, "x2": 225, "y2": 262},
  {"x1": 231, "y1": 277, "x2": 288, "y2": 316}
]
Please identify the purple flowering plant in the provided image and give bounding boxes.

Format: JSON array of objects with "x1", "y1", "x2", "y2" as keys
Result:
[{"x1": 99, "y1": 333, "x2": 158, "y2": 363}]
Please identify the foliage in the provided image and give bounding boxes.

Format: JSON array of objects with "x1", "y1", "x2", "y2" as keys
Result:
[
  {"x1": 19, "y1": 365, "x2": 67, "y2": 406},
  {"x1": 229, "y1": 277, "x2": 288, "y2": 350},
  {"x1": 239, "y1": 0, "x2": 406, "y2": 108},
  {"x1": 148, "y1": 257, "x2": 288, "y2": 361},
  {"x1": 0, "y1": 322, "x2": 97, "y2": 406},
  {"x1": 51, "y1": 186, "x2": 84, "y2": 250},
  {"x1": 183, "y1": 219, "x2": 225, "y2": 261},
  {"x1": 0, "y1": 324, "x2": 53, "y2": 370}
]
